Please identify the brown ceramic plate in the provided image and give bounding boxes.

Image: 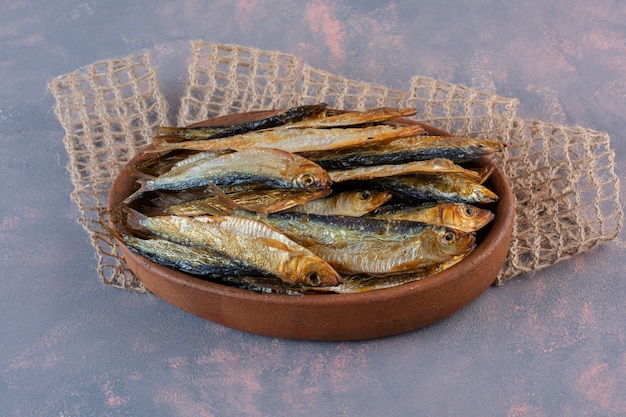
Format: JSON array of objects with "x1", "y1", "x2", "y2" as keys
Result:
[{"x1": 107, "y1": 110, "x2": 514, "y2": 341}]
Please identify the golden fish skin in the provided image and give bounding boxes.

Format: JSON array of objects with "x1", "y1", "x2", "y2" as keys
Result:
[
  {"x1": 126, "y1": 148, "x2": 332, "y2": 203},
  {"x1": 126, "y1": 208, "x2": 342, "y2": 287},
  {"x1": 328, "y1": 158, "x2": 484, "y2": 183},
  {"x1": 245, "y1": 212, "x2": 476, "y2": 276},
  {"x1": 164, "y1": 188, "x2": 332, "y2": 215},
  {"x1": 368, "y1": 202, "x2": 494, "y2": 232},
  {"x1": 279, "y1": 107, "x2": 418, "y2": 129},
  {"x1": 152, "y1": 124, "x2": 424, "y2": 154},
  {"x1": 288, "y1": 190, "x2": 392, "y2": 217}
]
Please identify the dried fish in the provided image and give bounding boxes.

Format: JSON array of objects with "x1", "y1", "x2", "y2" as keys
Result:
[
  {"x1": 315, "y1": 256, "x2": 466, "y2": 293},
  {"x1": 364, "y1": 173, "x2": 499, "y2": 204},
  {"x1": 113, "y1": 104, "x2": 507, "y2": 294},
  {"x1": 152, "y1": 124, "x2": 424, "y2": 154},
  {"x1": 123, "y1": 235, "x2": 271, "y2": 278},
  {"x1": 162, "y1": 188, "x2": 332, "y2": 215},
  {"x1": 242, "y1": 212, "x2": 476, "y2": 276},
  {"x1": 156, "y1": 103, "x2": 328, "y2": 142},
  {"x1": 288, "y1": 189, "x2": 392, "y2": 217},
  {"x1": 368, "y1": 202, "x2": 494, "y2": 232},
  {"x1": 124, "y1": 148, "x2": 332, "y2": 203},
  {"x1": 279, "y1": 107, "x2": 417, "y2": 129},
  {"x1": 328, "y1": 158, "x2": 486, "y2": 183},
  {"x1": 122, "y1": 207, "x2": 342, "y2": 287},
  {"x1": 305, "y1": 136, "x2": 506, "y2": 169}
]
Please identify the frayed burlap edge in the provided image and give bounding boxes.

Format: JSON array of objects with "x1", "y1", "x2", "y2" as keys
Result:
[{"x1": 49, "y1": 41, "x2": 622, "y2": 291}]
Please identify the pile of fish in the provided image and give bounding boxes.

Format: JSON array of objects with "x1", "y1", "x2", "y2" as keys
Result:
[{"x1": 108, "y1": 104, "x2": 505, "y2": 294}]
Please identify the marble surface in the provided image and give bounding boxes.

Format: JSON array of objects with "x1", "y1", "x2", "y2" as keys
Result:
[{"x1": 1, "y1": 1, "x2": 625, "y2": 416}]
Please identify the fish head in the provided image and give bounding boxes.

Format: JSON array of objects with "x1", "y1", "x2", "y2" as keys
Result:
[
  {"x1": 429, "y1": 228, "x2": 476, "y2": 259},
  {"x1": 346, "y1": 190, "x2": 393, "y2": 215},
  {"x1": 467, "y1": 183, "x2": 499, "y2": 204},
  {"x1": 287, "y1": 253, "x2": 343, "y2": 287},
  {"x1": 286, "y1": 160, "x2": 333, "y2": 190},
  {"x1": 442, "y1": 203, "x2": 495, "y2": 232}
]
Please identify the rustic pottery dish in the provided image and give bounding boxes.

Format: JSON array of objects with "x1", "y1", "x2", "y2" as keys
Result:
[{"x1": 107, "y1": 110, "x2": 515, "y2": 340}]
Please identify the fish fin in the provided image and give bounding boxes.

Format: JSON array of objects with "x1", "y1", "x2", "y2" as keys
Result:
[
  {"x1": 201, "y1": 183, "x2": 243, "y2": 216},
  {"x1": 257, "y1": 237, "x2": 291, "y2": 252},
  {"x1": 123, "y1": 187, "x2": 145, "y2": 205}
]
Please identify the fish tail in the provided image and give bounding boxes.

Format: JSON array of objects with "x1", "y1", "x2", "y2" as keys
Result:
[
  {"x1": 156, "y1": 126, "x2": 184, "y2": 137},
  {"x1": 103, "y1": 203, "x2": 150, "y2": 242},
  {"x1": 155, "y1": 126, "x2": 203, "y2": 143},
  {"x1": 114, "y1": 203, "x2": 150, "y2": 235},
  {"x1": 102, "y1": 204, "x2": 127, "y2": 243},
  {"x1": 122, "y1": 165, "x2": 158, "y2": 204}
]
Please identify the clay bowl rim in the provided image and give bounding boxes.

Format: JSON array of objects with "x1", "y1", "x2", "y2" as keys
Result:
[{"x1": 107, "y1": 109, "x2": 515, "y2": 338}]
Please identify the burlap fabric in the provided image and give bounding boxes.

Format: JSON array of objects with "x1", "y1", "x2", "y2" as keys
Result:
[{"x1": 49, "y1": 41, "x2": 623, "y2": 292}]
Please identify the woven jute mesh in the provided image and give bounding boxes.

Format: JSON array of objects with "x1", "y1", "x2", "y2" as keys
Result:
[
  {"x1": 49, "y1": 41, "x2": 622, "y2": 291},
  {"x1": 49, "y1": 53, "x2": 169, "y2": 291}
]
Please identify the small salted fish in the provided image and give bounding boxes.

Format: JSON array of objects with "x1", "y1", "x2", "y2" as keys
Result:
[
  {"x1": 316, "y1": 254, "x2": 468, "y2": 293},
  {"x1": 328, "y1": 158, "x2": 486, "y2": 183},
  {"x1": 365, "y1": 173, "x2": 499, "y2": 204},
  {"x1": 368, "y1": 202, "x2": 494, "y2": 232},
  {"x1": 152, "y1": 124, "x2": 424, "y2": 154},
  {"x1": 124, "y1": 148, "x2": 332, "y2": 203},
  {"x1": 122, "y1": 207, "x2": 342, "y2": 287},
  {"x1": 288, "y1": 190, "x2": 392, "y2": 217},
  {"x1": 305, "y1": 135, "x2": 506, "y2": 169},
  {"x1": 163, "y1": 188, "x2": 332, "y2": 215},
  {"x1": 156, "y1": 103, "x2": 328, "y2": 142},
  {"x1": 243, "y1": 212, "x2": 476, "y2": 276},
  {"x1": 123, "y1": 235, "x2": 271, "y2": 278},
  {"x1": 107, "y1": 205, "x2": 266, "y2": 277},
  {"x1": 279, "y1": 107, "x2": 417, "y2": 129}
]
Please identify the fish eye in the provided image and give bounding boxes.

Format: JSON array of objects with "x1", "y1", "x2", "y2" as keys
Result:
[
  {"x1": 464, "y1": 206, "x2": 474, "y2": 216},
  {"x1": 306, "y1": 271, "x2": 321, "y2": 286},
  {"x1": 443, "y1": 231, "x2": 456, "y2": 244},
  {"x1": 358, "y1": 190, "x2": 372, "y2": 200},
  {"x1": 298, "y1": 173, "x2": 316, "y2": 187}
]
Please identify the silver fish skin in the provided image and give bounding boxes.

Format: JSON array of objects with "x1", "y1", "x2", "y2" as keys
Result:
[
  {"x1": 361, "y1": 174, "x2": 499, "y2": 204},
  {"x1": 123, "y1": 235, "x2": 270, "y2": 277},
  {"x1": 125, "y1": 148, "x2": 332, "y2": 203}
]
